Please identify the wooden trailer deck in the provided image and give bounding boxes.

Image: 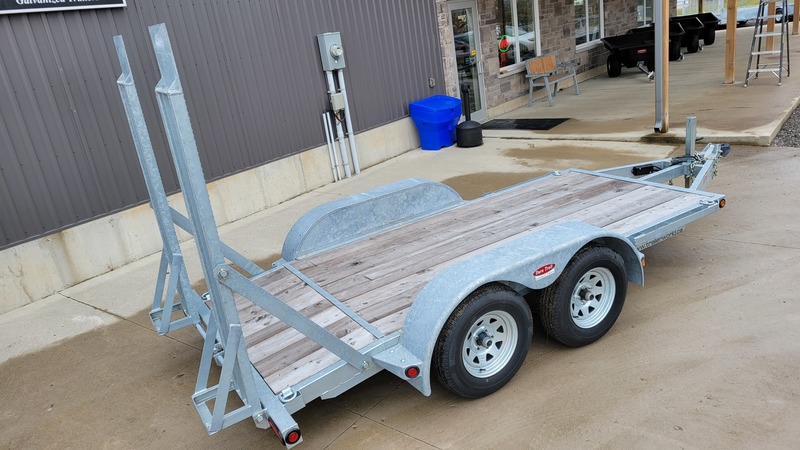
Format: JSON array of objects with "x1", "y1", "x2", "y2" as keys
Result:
[{"x1": 234, "y1": 171, "x2": 711, "y2": 393}]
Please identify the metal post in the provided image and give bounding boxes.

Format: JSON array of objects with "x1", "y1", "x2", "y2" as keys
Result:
[
  {"x1": 685, "y1": 114, "x2": 697, "y2": 188},
  {"x1": 325, "y1": 71, "x2": 351, "y2": 178},
  {"x1": 322, "y1": 113, "x2": 341, "y2": 181},
  {"x1": 685, "y1": 114, "x2": 697, "y2": 157},
  {"x1": 113, "y1": 35, "x2": 202, "y2": 334},
  {"x1": 653, "y1": 0, "x2": 669, "y2": 132},
  {"x1": 148, "y1": 22, "x2": 241, "y2": 349},
  {"x1": 336, "y1": 69, "x2": 360, "y2": 175}
]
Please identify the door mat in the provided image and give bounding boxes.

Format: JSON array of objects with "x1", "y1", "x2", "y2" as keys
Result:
[{"x1": 481, "y1": 118, "x2": 569, "y2": 130}]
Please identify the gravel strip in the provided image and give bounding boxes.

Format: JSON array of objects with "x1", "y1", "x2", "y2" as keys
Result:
[{"x1": 771, "y1": 104, "x2": 800, "y2": 147}]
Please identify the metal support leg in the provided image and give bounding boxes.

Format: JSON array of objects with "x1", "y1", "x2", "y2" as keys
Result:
[{"x1": 544, "y1": 77, "x2": 554, "y2": 106}]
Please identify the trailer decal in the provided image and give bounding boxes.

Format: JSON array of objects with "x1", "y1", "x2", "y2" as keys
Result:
[
  {"x1": 534, "y1": 263, "x2": 556, "y2": 280},
  {"x1": 638, "y1": 228, "x2": 684, "y2": 250}
]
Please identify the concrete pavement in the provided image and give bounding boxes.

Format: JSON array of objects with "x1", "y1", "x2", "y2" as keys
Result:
[
  {"x1": 495, "y1": 27, "x2": 800, "y2": 145},
  {"x1": 2, "y1": 24, "x2": 800, "y2": 450},
  {"x1": 2, "y1": 144, "x2": 799, "y2": 449}
]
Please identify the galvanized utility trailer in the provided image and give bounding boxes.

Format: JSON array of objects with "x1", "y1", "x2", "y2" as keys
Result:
[{"x1": 114, "y1": 25, "x2": 729, "y2": 448}]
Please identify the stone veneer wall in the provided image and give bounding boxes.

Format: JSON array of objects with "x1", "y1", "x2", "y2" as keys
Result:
[{"x1": 437, "y1": 0, "x2": 668, "y2": 111}]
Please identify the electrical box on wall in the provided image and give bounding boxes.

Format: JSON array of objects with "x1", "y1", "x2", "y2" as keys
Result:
[
  {"x1": 330, "y1": 92, "x2": 346, "y2": 111},
  {"x1": 317, "y1": 32, "x2": 346, "y2": 70}
]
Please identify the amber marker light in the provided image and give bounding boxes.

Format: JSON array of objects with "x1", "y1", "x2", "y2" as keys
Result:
[{"x1": 719, "y1": 199, "x2": 726, "y2": 208}]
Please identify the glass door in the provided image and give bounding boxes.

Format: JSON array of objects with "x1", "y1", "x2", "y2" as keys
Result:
[{"x1": 449, "y1": 1, "x2": 487, "y2": 121}]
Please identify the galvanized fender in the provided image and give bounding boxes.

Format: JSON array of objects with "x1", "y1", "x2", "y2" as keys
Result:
[
  {"x1": 400, "y1": 221, "x2": 644, "y2": 396},
  {"x1": 282, "y1": 178, "x2": 464, "y2": 260}
]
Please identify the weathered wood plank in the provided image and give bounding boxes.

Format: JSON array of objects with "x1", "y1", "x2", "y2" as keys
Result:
[
  {"x1": 293, "y1": 172, "x2": 612, "y2": 276},
  {"x1": 605, "y1": 193, "x2": 706, "y2": 235},
  {"x1": 298, "y1": 175, "x2": 630, "y2": 291},
  {"x1": 261, "y1": 310, "x2": 408, "y2": 392},
  {"x1": 316, "y1": 182, "x2": 649, "y2": 302}
]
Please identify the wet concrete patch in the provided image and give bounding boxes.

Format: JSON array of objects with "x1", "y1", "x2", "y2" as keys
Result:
[
  {"x1": 441, "y1": 172, "x2": 545, "y2": 200},
  {"x1": 503, "y1": 143, "x2": 655, "y2": 170},
  {"x1": 440, "y1": 143, "x2": 672, "y2": 200}
]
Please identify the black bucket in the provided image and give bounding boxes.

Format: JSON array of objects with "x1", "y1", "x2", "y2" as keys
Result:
[{"x1": 456, "y1": 83, "x2": 483, "y2": 148}]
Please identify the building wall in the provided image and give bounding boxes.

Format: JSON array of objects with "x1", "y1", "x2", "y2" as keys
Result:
[
  {"x1": 0, "y1": 117, "x2": 421, "y2": 315},
  {"x1": 437, "y1": 0, "x2": 641, "y2": 110},
  {"x1": 0, "y1": 0, "x2": 445, "y2": 250}
]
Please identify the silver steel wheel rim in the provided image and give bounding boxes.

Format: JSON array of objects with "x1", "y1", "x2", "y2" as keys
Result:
[
  {"x1": 462, "y1": 310, "x2": 518, "y2": 378},
  {"x1": 571, "y1": 267, "x2": 616, "y2": 329}
]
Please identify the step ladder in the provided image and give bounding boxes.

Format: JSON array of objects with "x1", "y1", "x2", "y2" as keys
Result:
[{"x1": 744, "y1": 0, "x2": 790, "y2": 86}]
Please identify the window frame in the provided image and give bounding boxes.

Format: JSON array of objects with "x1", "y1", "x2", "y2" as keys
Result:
[
  {"x1": 497, "y1": 0, "x2": 542, "y2": 76},
  {"x1": 637, "y1": 0, "x2": 654, "y2": 26},
  {"x1": 575, "y1": 0, "x2": 605, "y2": 51}
]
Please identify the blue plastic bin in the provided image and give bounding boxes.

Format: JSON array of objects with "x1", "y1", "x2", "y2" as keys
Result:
[{"x1": 409, "y1": 95, "x2": 462, "y2": 150}]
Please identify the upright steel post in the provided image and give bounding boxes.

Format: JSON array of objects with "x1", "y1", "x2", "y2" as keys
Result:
[
  {"x1": 653, "y1": 0, "x2": 669, "y2": 132},
  {"x1": 685, "y1": 114, "x2": 697, "y2": 188},
  {"x1": 325, "y1": 71, "x2": 352, "y2": 178},
  {"x1": 685, "y1": 114, "x2": 697, "y2": 157},
  {"x1": 113, "y1": 36, "x2": 203, "y2": 335},
  {"x1": 146, "y1": 23, "x2": 261, "y2": 424},
  {"x1": 336, "y1": 69, "x2": 360, "y2": 175}
]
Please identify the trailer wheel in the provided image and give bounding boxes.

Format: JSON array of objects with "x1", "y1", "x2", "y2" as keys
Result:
[
  {"x1": 687, "y1": 34, "x2": 700, "y2": 53},
  {"x1": 704, "y1": 29, "x2": 716, "y2": 46},
  {"x1": 669, "y1": 40, "x2": 682, "y2": 61},
  {"x1": 607, "y1": 54, "x2": 622, "y2": 78},
  {"x1": 434, "y1": 284, "x2": 532, "y2": 399},
  {"x1": 539, "y1": 247, "x2": 627, "y2": 347}
]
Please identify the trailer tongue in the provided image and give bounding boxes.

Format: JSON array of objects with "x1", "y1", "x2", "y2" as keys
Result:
[{"x1": 114, "y1": 24, "x2": 728, "y2": 448}]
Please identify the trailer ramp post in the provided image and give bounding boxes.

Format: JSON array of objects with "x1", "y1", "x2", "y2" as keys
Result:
[
  {"x1": 113, "y1": 35, "x2": 205, "y2": 335},
  {"x1": 142, "y1": 24, "x2": 364, "y2": 444},
  {"x1": 145, "y1": 22, "x2": 268, "y2": 433}
]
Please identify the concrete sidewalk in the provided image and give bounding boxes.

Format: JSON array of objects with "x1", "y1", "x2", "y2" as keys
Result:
[
  {"x1": 492, "y1": 26, "x2": 800, "y2": 145},
  {"x1": 2, "y1": 24, "x2": 800, "y2": 450}
]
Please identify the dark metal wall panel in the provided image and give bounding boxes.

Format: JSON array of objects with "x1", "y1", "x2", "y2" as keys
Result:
[{"x1": 0, "y1": 0, "x2": 445, "y2": 249}]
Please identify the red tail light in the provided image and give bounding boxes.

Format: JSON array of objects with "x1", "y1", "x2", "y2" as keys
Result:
[{"x1": 405, "y1": 366, "x2": 420, "y2": 378}]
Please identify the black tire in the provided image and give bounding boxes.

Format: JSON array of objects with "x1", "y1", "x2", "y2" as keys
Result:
[
  {"x1": 607, "y1": 54, "x2": 622, "y2": 78},
  {"x1": 669, "y1": 40, "x2": 682, "y2": 61},
  {"x1": 539, "y1": 247, "x2": 627, "y2": 347},
  {"x1": 704, "y1": 28, "x2": 716, "y2": 46},
  {"x1": 433, "y1": 284, "x2": 532, "y2": 399},
  {"x1": 687, "y1": 34, "x2": 700, "y2": 53}
]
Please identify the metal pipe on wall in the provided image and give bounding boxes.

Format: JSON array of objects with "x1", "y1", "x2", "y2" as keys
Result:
[
  {"x1": 325, "y1": 70, "x2": 352, "y2": 178},
  {"x1": 336, "y1": 69, "x2": 360, "y2": 175},
  {"x1": 322, "y1": 112, "x2": 341, "y2": 181}
]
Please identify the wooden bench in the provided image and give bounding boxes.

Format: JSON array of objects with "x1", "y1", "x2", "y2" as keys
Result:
[{"x1": 526, "y1": 54, "x2": 579, "y2": 107}]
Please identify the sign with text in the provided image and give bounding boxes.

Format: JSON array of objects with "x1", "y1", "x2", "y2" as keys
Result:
[{"x1": 0, "y1": 0, "x2": 126, "y2": 15}]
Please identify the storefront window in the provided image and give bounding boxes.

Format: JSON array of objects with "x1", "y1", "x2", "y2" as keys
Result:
[
  {"x1": 575, "y1": 0, "x2": 603, "y2": 46},
  {"x1": 497, "y1": 0, "x2": 539, "y2": 70},
  {"x1": 637, "y1": 0, "x2": 653, "y2": 26}
]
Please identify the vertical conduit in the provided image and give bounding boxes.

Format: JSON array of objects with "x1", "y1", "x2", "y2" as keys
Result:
[{"x1": 325, "y1": 71, "x2": 352, "y2": 178}]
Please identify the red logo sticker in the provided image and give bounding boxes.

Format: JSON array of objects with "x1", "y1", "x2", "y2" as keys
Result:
[
  {"x1": 534, "y1": 263, "x2": 556, "y2": 280},
  {"x1": 637, "y1": 49, "x2": 647, "y2": 54}
]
